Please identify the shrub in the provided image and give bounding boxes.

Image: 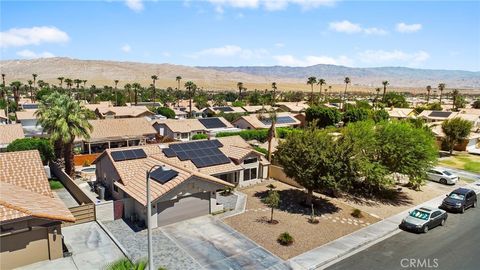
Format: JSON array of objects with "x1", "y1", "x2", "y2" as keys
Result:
[
  {"x1": 221, "y1": 187, "x2": 233, "y2": 196},
  {"x1": 277, "y1": 232, "x2": 294, "y2": 246},
  {"x1": 351, "y1": 209, "x2": 363, "y2": 218},
  {"x1": 231, "y1": 101, "x2": 245, "y2": 107},
  {"x1": 192, "y1": 134, "x2": 208, "y2": 140},
  {"x1": 254, "y1": 146, "x2": 268, "y2": 155},
  {"x1": 49, "y1": 179, "x2": 64, "y2": 190},
  {"x1": 155, "y1": 107, "x2": 176, "y2": 119},
  {"x1": 343, "y1": 107, "x2": 370, "y2": 123},
  {"x1": 306, "y1": 106, "x2": 341, "y2": 128},
  {"x1": 6, "y1": 138, "x2": 54, "y2": 165}
]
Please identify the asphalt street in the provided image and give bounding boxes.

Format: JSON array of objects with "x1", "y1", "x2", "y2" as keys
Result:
[{"x1": 326, "y1": 201, "x2": 479, "y2": 270}]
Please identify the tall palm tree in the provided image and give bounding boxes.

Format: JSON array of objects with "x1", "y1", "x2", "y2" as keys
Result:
[
  {"x1": 57, "y1": 77, "x2": 64, "y2": 88},
  {"x1": 1, "y1": 73, "x2": 5, "y2": 99},
  {"x1": 426, "y1": 85, "x2": 432, "y2": 104},
  {"x1": 438, "y1": 83, "x2": 446, "y2": 104},
  {"x1": 114, "y1": 80, "x2": 119, "y2": 106},
  {"x1": 451, "y1": 89, "x2": 459, "y2": 111},
  {"x1": 64, "y1": 78, "x2": 73, "y2": 97},
  {"x1": 306, "y1": 77, "x2": 317, "y2": 104},
  {"x1": 176, "y1": 76, "x2": 182, "y2": 91},
  {"x1": 317, "y1": 78, "x2": 326, "y2": 102},
  {"x1": 36, "y1": 93, "x2": 92, "y2": 177},
  {"x1": 184, "y1": 81, "x2": 197, "y2": 118},
  {"x1": 343, "y1": 77, "x2": 351, "y2": 110},
  {"x1": 382, "y1": 80, "x2": 389, "y2": 100},
  {"x1": 82, "y1": 80, "x2": 88, "y2": 101},
  {"x1": 10, "y1": 81, "x2": 22, "y2": 104},
  {"x1": 27, "y1": 80, "x2": 34, "y2": 102},
  {"x1": 132, "y1": 82, "x2": 141, "y2": 106},
  {"x1": 271, "y1": 82, "x2": 277, "y2": 106},
  {"x1": 124, "y1": 83, "x2": 132, "y2": 102},
  {"x1": 32, "y1": 73, "x2": 38, "y2": 100},
  {"x1": 237, "y1": 82, "x2": 244, "y2": 100},
  {"x1": 151, "y1": 75, "x2": 158, "y2": 107},
  {"x1": 267, "y1": 110, "x2": 277, "y2": 169},
  {"x1": 375, "y1": 87, "x2": 381, "y2": 109},
  {"x1": 74, "y1": 79, "x2": 82, "y2": 100}
]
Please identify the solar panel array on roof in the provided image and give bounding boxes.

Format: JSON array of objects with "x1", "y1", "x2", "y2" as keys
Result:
[
  {"x1": 149, "y1": 167, "x2": 179, "y2": 184},
  {"x1": 260, "y1": 116, "x2": 296, "y2": 126},
  {"x1": 429, "y1": 111, "x2": 452, "y2": 118},
  {"x1": 213, "y1": 106, "x2": 234, "y2": 112},
  {"x1": 111, "y1": 149, "x2": 147, "y2": 162},
  {"x1": 162, "y1": 140, "x2": 231, "y2": 168},
  {"x1": 199, "y1": 118, "x2": 227, "y2": 129},
  {"x1": 22, "y1": 104, "x2": 39, "y2": 110}
]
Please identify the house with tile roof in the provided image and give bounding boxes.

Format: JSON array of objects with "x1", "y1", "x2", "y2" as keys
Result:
[
  {"x1": 15, "y1": 109, "x2": 44, "y2": 137},
  {"x1": 0, "y1": 150, "x2": 75, "y2": 269},
  {"x1": 0, "y1": 110, "x2": 8, "y2": 125},
  {"x1": 153, "y1": 117, "x2": 238, "y2": 141},
  {"x1": 385, "y1": 107, "x2": 416, "y2": 119},
  {"x1": 275, "y1": 102, "x2": 310, "y2": 113},
  {"x1": 94, "y1": 105, "x2": 155, "y2": 119},
  {"x1": 232, "y1": 112, "x2": 301, "y2": 130},
  {"x1": 75, "y1": 118, "x2": 158, "y2": 154},
  {"x1": 202, "y1": 106, "x2": 246, "y2": 115},
  {"x1": 0, "y1": 124, "x2": 25, "y2": 151},
  {"x1": 93, "y1": 136, "x2": 268, "y2": 227}
]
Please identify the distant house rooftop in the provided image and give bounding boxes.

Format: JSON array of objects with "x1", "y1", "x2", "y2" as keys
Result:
[
  {"x1": 232, "y1": 112, "x2": 301, "y2": 129},
  {"x1": 0, "y1": 124, "x2": 25, "y2": 149}
]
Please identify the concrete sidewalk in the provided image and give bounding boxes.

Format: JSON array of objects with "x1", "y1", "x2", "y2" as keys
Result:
[{"x1": 288, "y1": 180, "x2": 480, "y2": 270}]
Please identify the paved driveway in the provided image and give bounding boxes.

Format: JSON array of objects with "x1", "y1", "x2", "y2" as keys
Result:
[
  {"x1": 161, "y1": 216, "x2": 290, "y2": 269},
  {"x1": 18, "y1": 222, "x2": 124, "y2": 270}
]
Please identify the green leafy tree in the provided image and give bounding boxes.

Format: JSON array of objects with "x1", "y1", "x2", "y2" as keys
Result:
[
  {"x1": 343, "y1": 107, "x2": 370, "y2": 123},
  {"x1": 105, "y1": 258, "x2": 147, "y2": 270},
  {"x1": 155, "y1": 107, "x2": 175, "y2": 119},
  {"x1": 441, "y1": 118, "x2": 473, "y2": 154},
  {"x1": 382, "y1": 92, "x2": 409, "y2": 108},
  {"x1": 36, "y1": 93, "x2": 93, "y2": 177},
  {"x1": 7, "y1": 138, "x2": 54, "y2": 165},
  {"x1": 264, "y1": 189, "x2": 280, "y2": 223},
  {"x1": 276, "y1": 128, "x2": 336, "y2": 205},
  {"x1": 305, "y1": 106, "x2": 341, "y2": 128},
  {"x1": 376, "y1": 121, "x2": 438, "y2": 189},
  {"x1": 472, "y1": 99, "x2": 480, "y2": 109},
  {"x1": 370, "y1": 109, "x2": 390, "y2": 123}
]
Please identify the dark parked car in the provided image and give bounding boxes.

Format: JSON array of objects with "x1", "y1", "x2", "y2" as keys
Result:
[
  {"x1": 400, "y1": 207, "x2": 448, "y2": 233},
  {"x1": 440, "y1": 188, "x2": 477, "y2": 213}
]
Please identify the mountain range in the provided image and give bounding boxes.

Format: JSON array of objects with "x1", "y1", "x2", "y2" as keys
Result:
[{"x1": 1, "y1": 58, "x2": 478, "y2": 92}]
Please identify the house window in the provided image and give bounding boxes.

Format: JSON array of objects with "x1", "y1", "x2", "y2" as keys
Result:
[
  {"x1": 113, "y1": 185, "x2": 119, "y2": 193},
  {"x1": 181, "y1": 133, "x2": 189, "y2": 139},
  {"x1": 244, "y1": 157, "x2": 258, "y2": 164},
  {"x1": 244, "y1": 168, "x2": 257, "y2": 181}
]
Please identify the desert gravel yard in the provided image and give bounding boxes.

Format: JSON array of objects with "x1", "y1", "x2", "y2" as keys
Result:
[{"x1": 224, "y1": 181, "x2": 380, "y2": 260}]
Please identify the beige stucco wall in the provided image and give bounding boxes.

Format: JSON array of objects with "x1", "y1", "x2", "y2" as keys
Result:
[{"x1": 0, "y1": 220, "x2": 63, "y2": 270}]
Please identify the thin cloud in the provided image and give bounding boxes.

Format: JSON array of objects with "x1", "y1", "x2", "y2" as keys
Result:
[
  {"x1": 191, "y1": 45, "x2": 268, "y2": 59},
  {"x1": 16, "y1": 50, "x2": 55, "y2": 59},
  {"x1": 329, "y1": 20, "x2": 388, "y2": 35},
  {"x1": 273, "y1": 54, "x2": 353, "y2": 67},
  {"x1": 208, "y1": 0, "x2": 337, "y2": 12},
  {"x1": 396, "y1": 22, "x2": 422, "y2": 33},
  {"x1": 121, "y1": 44, "x2": 132, "y2": 53},
  {"x1": 357, "y1": 49, "x2": 429, "y2": 66},
  {"x1": 125, "y1": 0, "x2": 144, "y2": 12},
  {"x1": 0, "y1": 26, "x2": 69, "y2": 48}
]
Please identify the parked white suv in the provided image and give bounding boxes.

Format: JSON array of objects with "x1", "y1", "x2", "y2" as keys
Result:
[{"x1": 427, "y1": 168, "x2": 458, "y2": 185}]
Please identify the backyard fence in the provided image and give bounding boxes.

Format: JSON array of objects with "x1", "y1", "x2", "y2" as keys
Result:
[
  {"x1": 269, "y1": 165, "x2": 303, "y2": 188},
  {"x1": 63, "y1": 204, "x2": 95, "y2": 227}
]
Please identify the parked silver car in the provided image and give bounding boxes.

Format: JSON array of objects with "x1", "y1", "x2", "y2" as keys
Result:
[
  {"x1": 400, "y1": 207, "x2": 448, "y2": 233},
  {"x1": 427, "y1": 168, "x2": 458, "y2": 185}
]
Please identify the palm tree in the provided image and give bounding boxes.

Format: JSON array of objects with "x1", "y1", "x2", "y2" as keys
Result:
[
  {"x1": 57, "y1": 77, "x2": 64, "y2": 88},
  {"x1": 10, "y1": 81, "x2": 22, "y2": 104},
  {"x1": 375, "y1": 87, "x2": 381, "y2": 109},
  {"x1": 343, "y1": 77, "x2": 351, "y2": 110},
  {"x1": 438, "y1": 83, "x2": 446, "y2": 104},
  {"x1": 114, "y1": 80, "x2": 119, "y2": 106},
  {"x1": 382, "y1": 80, "x2": 389, "y2": 100},
  {"x1": 124, "y1": 83, "x2": 132, "y2": 102},
  {"x1": 27, "y1": 80, "x2": 34, "y2": 102},
  {"x1": 317, "y1": 78, "x2": 326, "y2": 102},
  {"x1": 237, "y1": 82, "x2": 244, "y2": 100},
  {"x1": 132, "y1": 82, "x2": 141, "y2": 106},
  {"x1": 451, "y1": 89, "x2": 459, "y2": 111},
  {"x1": 267, "y1": 110, "x2": 277, "y2": 165},
  {"x1": 306, "y1": 77, "x2": 317, "y2": 104},
  {"x1": 271, "y1": 82, "x2": 277, "y2": 106},
  {"x1": 426, "y1": 85, "x2": 432, "y2": 104},
  {"x1": 36, "y1": 93, "x2": 92, "y2": 177},
  {"x1": 176, "y1": 76, "x2": 182, "y2": 91},
  {"x1": 1, "y1": 73, "x2": 5, "y2": 99},
  {"x1": 74, "y1": 79, "x2": 82, "y2": 100},
  {"x1": 32, "y1": 73, "x2": 38, "y2": 100},
  {"x1": 151, "y1": 75, "x2": 158, "y2": 107},
  {"x1": 184, "y1": 81, "x2": 197, "y2": 118},
  {"x1": 64, "y1": 78, "x2": 73, "y2": 97}
]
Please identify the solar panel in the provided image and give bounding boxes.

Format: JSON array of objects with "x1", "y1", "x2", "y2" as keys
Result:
[
  {"x1": 260, "y1": 116, "x2": 296, "y2": 125},
  {"x1": 111, "y1": 151, "x2": 126, "y2": 161},
  {"x1": 214, "y1": 106, "x2": 234, "y2": 112},
  {"x1": 149, "y1": 167, "x2": 179, "y2": 184},
  {"x1": 162, "y1": 139, "x2": 230, "y2": 168},
  {"x1": 111, "y1": 149, "x2": 147, "y2": 162},
  {"x1": 429, "y1": 111, "x2": 452, "y2": 118},
  {"x1": 199, "y1": 118, "x2": 227, "y2": 129}
]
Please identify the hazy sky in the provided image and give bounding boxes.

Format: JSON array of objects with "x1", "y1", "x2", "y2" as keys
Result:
[{"x1": 1, "y1": 0, "x2": 479, "y2": 71}]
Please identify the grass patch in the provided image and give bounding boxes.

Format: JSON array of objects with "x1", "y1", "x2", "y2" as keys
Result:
[
  {"x1": 439, "y1": 153, "x2": 480, "y2": 174},
  {"x1": 463, "y1": 161, "x2": 480, "y2": 173},
  {"x1": 49, "y1": 179, "x2": 64, "y2": 190}
]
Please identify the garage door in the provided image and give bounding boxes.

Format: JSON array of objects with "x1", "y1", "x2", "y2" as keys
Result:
[{"x1": 157, "y1": 192, "x2": 210, "y2": 227}]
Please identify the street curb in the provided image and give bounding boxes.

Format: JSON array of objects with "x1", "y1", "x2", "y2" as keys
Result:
[{"x1": 96, "y1": 220, "x2": 132, "y2": 260}]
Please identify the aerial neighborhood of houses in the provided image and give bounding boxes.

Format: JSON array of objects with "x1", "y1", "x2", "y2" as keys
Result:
[{"x1": 1, "y1": 71, "x2": 480, "y2": 270}]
